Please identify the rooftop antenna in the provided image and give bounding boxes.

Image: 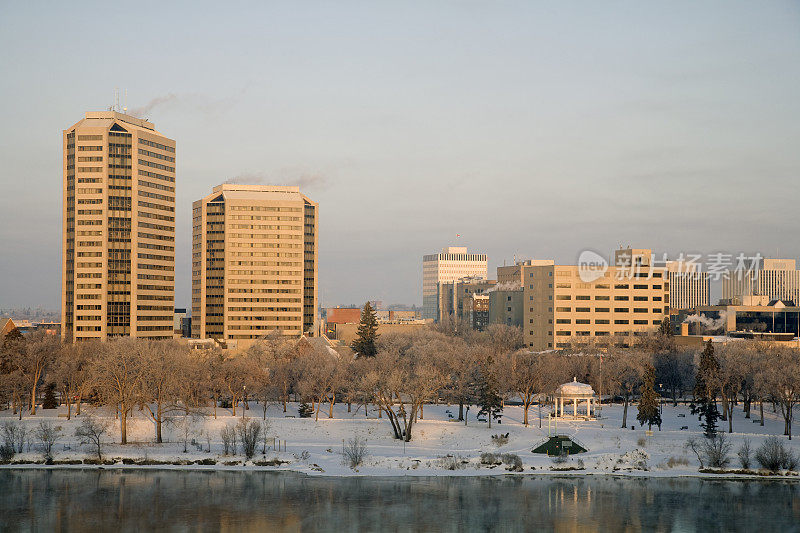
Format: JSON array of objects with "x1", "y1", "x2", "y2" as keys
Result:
[
  {"x1": 114, "y1": 88, "x2": 120, "y2": 112},
  {"x1": 123, "y1": 89, "x2": 128, "y2": 114}
]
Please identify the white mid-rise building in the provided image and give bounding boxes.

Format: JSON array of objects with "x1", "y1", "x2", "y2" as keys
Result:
[
  {"x1": 666, "y1": 260, "x2": 710, "y2": 310},
  {"x1": 422, "y1": 247, "x2": 487, "y2": 320},
  {"x1": 722, "y1": 258, "x2": 800, "y2": 305}
]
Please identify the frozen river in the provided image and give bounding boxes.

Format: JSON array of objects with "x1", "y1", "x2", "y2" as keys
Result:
[{"x1": 1, "y1": 469, "x2": 798, "y2": 531}]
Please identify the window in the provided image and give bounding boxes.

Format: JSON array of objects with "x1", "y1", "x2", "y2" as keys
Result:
[
  {"x1": 634, "y1": 284, "x2": 648, "y2": 289},
  {"x1": 615, "y1": 319, "x2": 629, "y2": 324},
  {"x1": 633, "y1": 308, "x2": 648, "y2": 313},
  {"x1": 634, "y1": 320, "x2": 648, "y2": 325},
  {"x1": 576, "y1": 319, "x2": 590, "y2": 324},
  {"x1": 595, "y1": 319, "x2": 610, "y2": 324},
  {"x1": 614, "y1": 307, "x2": 629, "y2": 313},
  {"x1": 595, "y1": 295, "x2": 610, "y2": 300},
  {"x1": 614, "y1": 296, "x2": 629, "y2": 301},
  {"x1": 596, "y1": 307, "x2": 610, "y2": 312},
  {"x1": 633, "y1": 296, "x2": 648, "y2": 301},
  {"x1": 556, "y1": 331, "x2": 572, "y2": 336},
  {"x1": 556, "y1": 295, "x2": 571, "y2": 300},
  {"x1": 595, "y1": 331, "x2": 610, "y2": 336},
  {"x1": 556, "y1": 319, "x2": 571, "y2": 324},
  {"x1": 576, "y1": 295, "x2": 590, "y2": 300},
  {"x1": 576, "y1": 307, "x2": 590, "y2": 312},
  {"x1": 615, "y1": 284, "x2": 629, "y2": 289},
  {"x1": 556, "y1": 307, "x2": 571, "y2": 312}
]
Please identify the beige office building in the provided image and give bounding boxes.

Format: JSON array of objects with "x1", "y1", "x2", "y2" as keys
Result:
[
  {"x1": 192, "y1": 184, "x2": 318, "y2": 346},
  {"x1": 666, "y1": 260, "x2": 710, "y2": 310},
  {"x1": 61, "y1": 111, "x2": 176, "y2": 342},
  {"x1": 422, "y1": 247, "x2": 487, "y2": 320},
  {"x1": 523, "y1": 250, "x2": 669, "y2": 351},
  {"x1": 722, "y1": 258, "x2": 800, "y2": 305},
  {"x1": 497, "y1": 259, "x2": 532, "y2": 286}
]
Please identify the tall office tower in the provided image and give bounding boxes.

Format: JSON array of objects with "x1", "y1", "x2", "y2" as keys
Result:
[
  {"x1": 666, "y1": 260, "x2": 710, "y2": 310},
  {"x1": 62, "y1": 111, "x2": 176, "y2": 342},
  {"x1": 524, "y1": 250, "x2": 669, "y2": 351},
  {"x1": 722, "y1": 258, "x2": 800, "y2": 305},
  {"x1": 192, "y1": 184, "x2": 318, "y2": 347},
  {"x1": 422, "y1": 247, "x2": 487, "y2": 321}
]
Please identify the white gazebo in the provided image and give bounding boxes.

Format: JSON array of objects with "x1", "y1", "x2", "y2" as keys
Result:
[{"x1": 556, "y1": 378, "x2": 596, "y2": 419}]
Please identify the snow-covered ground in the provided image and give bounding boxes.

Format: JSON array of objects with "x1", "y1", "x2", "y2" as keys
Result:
[{"x1": 2, "y1": 400, "x2": 799, "y2": 477}]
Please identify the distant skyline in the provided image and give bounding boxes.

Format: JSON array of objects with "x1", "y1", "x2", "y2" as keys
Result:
[{"x1": 1, "y1": 1, "x2": 799, "y2": 310}]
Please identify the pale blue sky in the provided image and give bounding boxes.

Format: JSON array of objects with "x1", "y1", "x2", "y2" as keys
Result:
[{"x1": 0, "y1": 1, "x2": 799, "y2": 309}]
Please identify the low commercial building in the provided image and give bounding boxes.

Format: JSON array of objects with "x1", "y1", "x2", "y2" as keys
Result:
[{"x1": 331, "y1": 321, "x2": 430, "y2": 345}]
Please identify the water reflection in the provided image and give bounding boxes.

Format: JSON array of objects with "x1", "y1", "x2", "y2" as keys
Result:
[{"x1": 1, "y1": 469, "x2": 798, "y2": 532}]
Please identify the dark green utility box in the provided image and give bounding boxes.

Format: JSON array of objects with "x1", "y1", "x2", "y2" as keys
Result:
[{"x1": 531, "y1": 435, "x2": 587, "y2": 455}]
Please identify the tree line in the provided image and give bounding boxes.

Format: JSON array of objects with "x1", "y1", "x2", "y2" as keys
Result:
[{"x1": 1, "y1": 320, "x2": 799, "y2": 443}]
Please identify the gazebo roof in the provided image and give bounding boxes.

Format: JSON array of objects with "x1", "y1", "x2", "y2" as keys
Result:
[{"x1": 557, "y1": 377, "x2": 595, "y2": 397}]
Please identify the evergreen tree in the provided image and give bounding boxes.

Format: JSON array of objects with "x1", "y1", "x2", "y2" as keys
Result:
[
  {"x1": 636, "y1": 366, "x2": 662, "y2": 430},
  {"x1": 298, "y1": 402, "x2": 314, "y2": 418},
  {"x1": 42, "y1": 383, "x2": 58, "y2": 410},
  {"x1": 351, "y1": 302, "x2": 379, "y2": 357},
  {"x1": 476, "y1": 356, "x2": 503, "y2": 428},
  {"x1": 658, "y1": 316, "x2": 672, "y2": 337},
  {"x1": 691, "y1": 339, "x2": 720, "y2": 437}
]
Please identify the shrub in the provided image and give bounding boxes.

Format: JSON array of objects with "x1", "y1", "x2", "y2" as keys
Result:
[
  {"x1": 437, "y1": 455, "x2": 467, "y2": 470},
  {"x1": 737, "y1": 438, "x2": 752, "y2": 470},
  {"x1": 491, "y1": 433, "x2": 509, "y2": 447},
  {"x1": 755, "y1": 437, "x2": 799, "y2": 472},
  {"x1": 236, "y1": 418, "x2": 262, "y2": 460},
  {"x1": 501, "y1": 453, "x2": 523, "y2": 472},
  {"x1": 220, "y1": 424, "x2": 237, "y2": 455},
  {"x1": 0, "y1": 421, "x2": 17, "y2": 462},
  {"x1": 480, "y1": 452, "x2": 502, "y2": 465},
  {"x1": 2, "y1": 422, "x2": 28, "y2": 454},
  {"x1": 637, "y1": 437, "x2": 647, "y2": 447},
  {"x1": 342, "y1": 436, "x2": 368, "y2": 469},
  {"x1": 665, "y1": 456, "x2": 689, "y2": 468},
  {"x1": 551, "y1": 451, "x2": 569, "y2": 464},
  {"x1": 75, "y1": 415, "x2": 109, "y2": 461},
  {"x1": 298, "y1": 403, "x2": 314, "y2": 418},
  {"x1": 686, "y1": 435, "x2": 731, "y2": 469},
  {"x1": 34, "y1": 421, "x2": 62, "y2": 461}
]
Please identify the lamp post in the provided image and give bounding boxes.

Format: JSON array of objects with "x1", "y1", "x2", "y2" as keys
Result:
[
  {"x1": 659, "y1": 383, "x2": 663, "y2": 414},
  {"x1": 242, "y1": 385, "x2": 247, "y2": 419}
]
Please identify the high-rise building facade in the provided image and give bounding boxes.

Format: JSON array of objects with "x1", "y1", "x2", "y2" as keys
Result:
[
  {"x1": 422, "y1": 247, "x2": 487, "y2": 320},
  {"x1": 523, "y1": 250, "x2": 669, "y2": 351},
  {"x1": 62, "y1": 111, "x2": 176, "y2": 342},
  {"x1": 722, "y1": 258, "x2": 800, "y2": 305},
  {"x1": 666, "y1": 260, "x2": 710, "y2": 310},
  {"x1": 192, "y1": 184, "x2": 317, "y2": 346}
]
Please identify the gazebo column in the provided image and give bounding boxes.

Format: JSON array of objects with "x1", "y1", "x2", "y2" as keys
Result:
[{"x1": 573, "y1": 398, "x2": 577, "y2": 419}]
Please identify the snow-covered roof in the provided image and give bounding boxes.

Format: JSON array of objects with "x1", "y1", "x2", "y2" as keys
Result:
[{"x1": 557, "y1": 378, "x2": 595, "y2": 397}]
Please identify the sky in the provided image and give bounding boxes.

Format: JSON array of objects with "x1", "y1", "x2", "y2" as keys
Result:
[{"x1": 0, "y1": 1, "x2": 799, "y2": 310}]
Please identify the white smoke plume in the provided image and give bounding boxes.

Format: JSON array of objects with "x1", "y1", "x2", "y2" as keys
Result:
[{"x1": 683, "y1": 311, "x2": 727, "y2": 331}]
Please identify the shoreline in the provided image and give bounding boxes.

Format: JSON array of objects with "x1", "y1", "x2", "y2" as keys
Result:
[{"x1": 3, "y1": 462, "x2": 799, "y2": 482}]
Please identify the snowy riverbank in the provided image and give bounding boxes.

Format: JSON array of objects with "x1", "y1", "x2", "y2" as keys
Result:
[{"x1": 2, "y1": 402, "x2": 799, "y2": 478}]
